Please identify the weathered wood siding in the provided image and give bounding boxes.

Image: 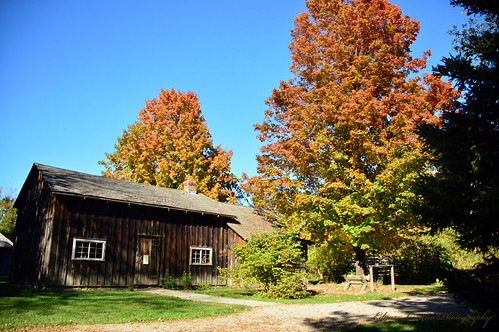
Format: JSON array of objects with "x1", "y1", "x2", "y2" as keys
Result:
[
  {"x1": 12, "y1": 181, "x2": 243, "y2": 287},
  {"x1": 10, "y1": 169, "x2": 54, "y2": 286}
]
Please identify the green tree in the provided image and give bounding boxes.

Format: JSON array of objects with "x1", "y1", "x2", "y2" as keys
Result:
[
  {"x1": 244, "y1": 0, "x2": 458, "y2": 271},
  {"x1": 0, "y1": 188, "x2": 17, "y2": 241},
  {"x1": 100, "y1": 88, "x2": 239, "y2": 202},
  {"x1": 415, "y1": 1, "x2": 498, "y2": 324},
  {"x1": 307, "y1": 242, "x2": 352, "y2": 282},
  {"x1": 415, "y1": 0, "x2": 498, "y2": 258}
]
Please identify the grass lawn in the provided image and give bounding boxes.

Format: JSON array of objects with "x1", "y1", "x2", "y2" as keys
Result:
[
  {"x1": 0, "y1": 276, "x2": 247, "y2": 331},
  {"x1": 188, "y1": 282, "x2": 447, "y2": 304}
]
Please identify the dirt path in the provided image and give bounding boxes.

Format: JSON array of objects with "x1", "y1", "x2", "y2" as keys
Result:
[{"x1": 68, "y1": 292, "x2": 470, "y2": 331}]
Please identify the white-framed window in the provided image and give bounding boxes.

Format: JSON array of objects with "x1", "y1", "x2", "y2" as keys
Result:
[
  {"x1": 190, "y1": 246, "x2": 212, "y2": 265},
  {"x1": 72, "y1": 238, "x2": 106, "y2": 261}
]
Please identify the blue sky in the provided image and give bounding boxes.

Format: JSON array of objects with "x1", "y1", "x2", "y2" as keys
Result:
[{"x1": 0, "y1": 0, "x2": 468, "y2": 196}]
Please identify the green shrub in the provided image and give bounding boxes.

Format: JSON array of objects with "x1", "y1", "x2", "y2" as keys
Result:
[
  {"x1": 181, "y1": 271, "x2": 193, "y2": 290},
  {"x1": 267, "y1": 271, "x2": 308, "y2": 299},
  {"x1": 221, "y1": 229, "x2": 308, "y2": 298},
  {"x1": 385, "y1": 235, "x2": 448, "y2": 284},
  {"x1": 160, "y1": 271, "x2": 177, "y2": 289},
  {"x1": 434, "y1": 229, "x2": 485, "y2": 270},
  {"x1": 196, "y1": 281, "x2": 212, "y2": 291}
]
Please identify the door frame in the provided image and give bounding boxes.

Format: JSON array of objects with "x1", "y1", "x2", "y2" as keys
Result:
[{"x1": 134, "y1": 235, "x2": 162, "y2": 286}]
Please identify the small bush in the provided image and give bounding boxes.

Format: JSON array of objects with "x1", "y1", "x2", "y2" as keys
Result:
[
  {"x1": 181, "y1": 271, "x2": 193, "y2": 290},
  {"x1": 434, "y1": 229, "x2": 485, "y2": 270},
  {"x1": 385, "y1": 235, "x2": 448, "y2": 284},
  {"x1": 267, "y1": 272, "x2": 308, "y2": 299},
  {"x1": 196, "y1": 281, "x2": 212, "y2": 291},
  {"x1": 160, "y1": 271, "x2": 176, "y2": 289},
  {"x1": 221, "y1": 229, "x2": 308, "y2": 299}
]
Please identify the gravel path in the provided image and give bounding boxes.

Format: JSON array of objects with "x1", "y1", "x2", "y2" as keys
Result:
[
  {"x1": 68, "y1": 291, "x2": 470, "y2": 332},
  {"x1": 138, "y1": 288, "x2": 280, "y2": 307}
]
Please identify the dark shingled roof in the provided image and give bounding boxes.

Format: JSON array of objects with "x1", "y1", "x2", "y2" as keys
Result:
[{"x1": 32, "y1": 163, "x2": 273, "y2": 239}]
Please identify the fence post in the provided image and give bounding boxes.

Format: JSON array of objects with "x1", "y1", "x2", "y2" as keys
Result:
[
  {"x1": 390, "y1": 265, "x2": 395, "y2": 291},
  {"x1": 370, "y1": 265, "x2": 374, "y2": 292}
]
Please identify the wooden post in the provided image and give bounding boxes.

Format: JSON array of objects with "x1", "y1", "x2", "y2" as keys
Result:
[
  {"x1": 369, "y1": 265, "x2": 374, "y2": 292},
  {"x1": 390, "y1": 265, "x2": 395, "y2": 291}
]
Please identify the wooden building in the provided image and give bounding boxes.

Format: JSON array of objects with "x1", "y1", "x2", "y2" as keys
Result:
[{"x1": 11, "y1": 163, "x2": 273, "y2": 288}]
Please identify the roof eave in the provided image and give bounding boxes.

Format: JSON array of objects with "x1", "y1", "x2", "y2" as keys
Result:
[{"x1": 51, "y1": 191, "x2": 238, "y2": 219}]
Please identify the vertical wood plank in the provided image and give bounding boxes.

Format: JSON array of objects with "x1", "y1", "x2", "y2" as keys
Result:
[
  {"x1": 64, "y1": 198, "x2": 75, "y2": 286},
  {"x1": 187, "y1": 216, "x2": 192, "y2": 276},
  {"x1": 179, "y1": 221, "x2": 184, "y2": 277},
  {"x1": 208, "y1": 222, "x2": 214, "y2": 284},
  {"x1": 113, "y1": 210, "x2": 123, "y2": 286},
  {"x1": 105, "y1": 206, "x2": 115, "y2": 286},
  {"x1": 73, "y1": 198, "x2": 86, "y2": 286},
  {"x1": 216, "y1": 223, "x2": 223, "y2": 285},
  {"x1": 165, "y1": 221, "x2": 171, "y2": 277},
  {"x1": 172, "y1": 222, "x2": 178, "y2": 278},
  {"x1": 37, "y1": 180, "x2": 52, "y2": 281},
  {"x1": 102, "y1": 205, "x2": 112, "y2": 286},
  {"x1": 83, "y1": 204, "x2": 95, "y2": 286},
  {"x1": 121, "y1": 214, "x2": 129, "y2": 286},
  {"x1": 48, "y1": 197, "x2": 63, "y2": 284},
  {"x1": 72, "y1": 198, "x2": 84, "y2": 287},
  {"x1": 95, "y1": 202, "x2": 105, "y2": 286},
  {"x1": 159, "y1": 216, "x2": 166, "y2": 280},
  {"x1": 223, "y1": 226, "x2": 228, "y2": 269},
  {"x1": 127, "y1": 214, "x2": 135, "y2": 286},
  {"x1": 89, "y1": 205, "x2": 99, "y2": 287}
]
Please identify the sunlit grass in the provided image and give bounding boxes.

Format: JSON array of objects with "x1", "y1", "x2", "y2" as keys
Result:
[
  {"x1": 188, "y1": 282, "x2": 447, "y2": 304},
  {"x1": 0, "y1": 276, "x2": 247, "y2": 330}
]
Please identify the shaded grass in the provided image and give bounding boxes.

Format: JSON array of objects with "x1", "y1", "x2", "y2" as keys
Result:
[
  {"x1": 0, "y1": 276, "x2": 247, "y2": 330},
  {"x1": 188, "y1": 283, "x2": 447, "y2": 304}
]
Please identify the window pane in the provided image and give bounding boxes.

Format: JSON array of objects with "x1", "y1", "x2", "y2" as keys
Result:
[
  {"x1": 201, "y1": 250, "x2": 210, "y2": 264},
  {"x1": 89, "y1": 242, "x2": 103, "y2": 258},
  {"x1": 76, "y1": 241, "x2": 89, "y2": 258},
  {"x1": 192, "y1": 249, "x2": 201, "y2": 264}
]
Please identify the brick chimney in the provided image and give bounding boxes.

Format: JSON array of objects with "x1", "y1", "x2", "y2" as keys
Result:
[{"x1": 183, "y1": 179, "x2": 197, "y2": 194}]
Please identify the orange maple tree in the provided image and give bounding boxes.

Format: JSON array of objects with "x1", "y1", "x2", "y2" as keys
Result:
[
  {"x1": 100, "y1": 88, "x2": 238, "y2": 202},
  {"x1": 245, "y1": 0, "x2": 459, "y2": 269}
]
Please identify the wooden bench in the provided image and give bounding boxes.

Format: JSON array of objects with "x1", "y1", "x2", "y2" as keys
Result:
[{"x1": 343, "y1": 273, "x2": 370, "y2": 293}]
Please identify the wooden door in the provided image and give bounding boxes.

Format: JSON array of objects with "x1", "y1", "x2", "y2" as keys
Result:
[{"x1": 135, "y1": 236, "x2": 161, "y2": 285}]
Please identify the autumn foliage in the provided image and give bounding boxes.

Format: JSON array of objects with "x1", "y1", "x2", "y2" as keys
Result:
[
  {"x1": 244, "y1": 0, "x2": 459, "y2": 266},
  {"x1": 100, "y1": 88, "x2": 238, "y2": 202}
]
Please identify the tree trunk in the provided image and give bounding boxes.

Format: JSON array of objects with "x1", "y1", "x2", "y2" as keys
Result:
[{"x1": 353, "y1": 246, "x2": 368, "y2": 275}]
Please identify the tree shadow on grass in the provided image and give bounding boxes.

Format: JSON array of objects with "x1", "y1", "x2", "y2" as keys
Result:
[
  {"x1": 303, "y1": 311, "x2": 374, "y2": 331},
  {"x1": 364, "y1": 293, "x2": 469, "y2": 315},
  {"x1": 301, "y1": 293, "x2": 480, "y2": 331}
]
